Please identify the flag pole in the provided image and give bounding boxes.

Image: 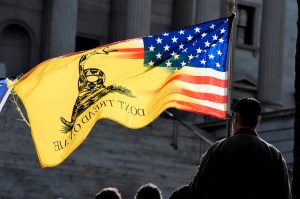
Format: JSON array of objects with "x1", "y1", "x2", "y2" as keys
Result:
[{"x1": 226, "y1": 0, "x2": 236, "y2": 138}]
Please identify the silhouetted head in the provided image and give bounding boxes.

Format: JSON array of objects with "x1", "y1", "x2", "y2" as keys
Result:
[
  {"x1": 135, "y1": 183, "x2": 162, "y2": 199},
  {"x1": 232, "y1": 97, "x2": 261, "y2": 130},
  {"x1": 95, "y1": 187, "x2": 121, "y2": 199}
]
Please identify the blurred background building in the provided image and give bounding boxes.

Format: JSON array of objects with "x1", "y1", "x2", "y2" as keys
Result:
[{"x1": 0, "y1": 0, "x2": 296, "y2": 198}]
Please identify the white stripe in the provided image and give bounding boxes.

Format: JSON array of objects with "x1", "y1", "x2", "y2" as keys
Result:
[
  {"x1": 174, "y1": 81, "x2": 227, "y2": 96},
  {"x1": 0, "y1": 87, "x2": 12, "y2": 112},
  {"x1": 167, "y1": 93, "x2": 227, "y2": 111},
  {"x1": 179, "y1": 66, "x2": 228, "y2": 80},
  {"x1": 192, "y1": 98, "x2": 227, "y2": 111}
]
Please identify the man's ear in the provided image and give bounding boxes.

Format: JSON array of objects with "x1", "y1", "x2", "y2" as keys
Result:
[
  {"x1": 257, "y1": 116, "x2": 261, "y2": 124},
  {"x1": 233, "y1": 113, "x2": 238, "y2": 125}
]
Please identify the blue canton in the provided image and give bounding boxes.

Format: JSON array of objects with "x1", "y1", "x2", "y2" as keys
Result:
[{"x1": 143, "y1": 17, "x2": 231, "y2": 72}]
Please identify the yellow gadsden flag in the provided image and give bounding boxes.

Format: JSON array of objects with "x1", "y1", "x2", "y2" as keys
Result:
[{"x1": 10, "y1": 15, "x2": 234, "y2": 167}]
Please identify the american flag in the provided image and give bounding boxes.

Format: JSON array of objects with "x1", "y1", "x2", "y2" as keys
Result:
[
  {"x1": 143, "y1": 15, "x2": 233, "y2": 119},
  {"x1": 0, "y1": 78, "x2": 13, "y2": 113}
]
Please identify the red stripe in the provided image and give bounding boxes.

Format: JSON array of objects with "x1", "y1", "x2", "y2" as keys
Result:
[
  {"x1": 151, "y1": 73, "x2": 227, "y2": 95},
  {"x1": 107, "y1": 47, "x2": 144, "y2": 59},
  {"x1": 169, "y1": 88, "x2": 227, "y2": 103},
  {"x1": 166, "y1": 100, "x2": 227, "y2": 119},
  {"x1": 166, "y1": 74, "x2": 227, "y2": 87},
  {"x1": 116, "y1": 51, "x2": 144, "y2": 59},
  {"x1": 112, "y1": 48, "x2": 144, "y2": 52}
]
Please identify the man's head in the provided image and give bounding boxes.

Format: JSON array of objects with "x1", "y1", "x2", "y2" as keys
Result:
[
  {"x1": 135, "y1": 183, "x2": 162, "y2": 199},
  {"x1": 232, "y1": 97, "x2": 261, "y2": 130},
  {"x1": 95, "y1": 187, "x2": 121, "y2": 199}
]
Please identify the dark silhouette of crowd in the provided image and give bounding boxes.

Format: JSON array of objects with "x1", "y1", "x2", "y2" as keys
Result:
[
  {"x1": 95, "y1": 183, "x2": 162, "y2": 199},
  {"x1": 95, "y1": 187, "x2": 122, "y2": 199}
]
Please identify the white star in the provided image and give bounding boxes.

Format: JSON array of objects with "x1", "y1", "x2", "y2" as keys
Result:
[
  {"x1": 196, "y1": 47, "x2": 202, "y2": 54},
  {"x1": 181, "y1": 61, "x2": 186, "y2": 66},
  {"x1": 209, "y1": 54, "x2": 215, "y2": 59},
  {"x1": 216, "y1": 62, "x2": 221, "y2": 68},
  {"x1": 149, "y1": 45, "x2": 155, "y2": 51},
  {"x1": 188, "y1": 54, "x2": 194, "y2": 60},
  {"x1": 187, "y1": 35, "x2": 193, "y2": 41},
  {"x1": 212, "y1": 34, "x2": 218, "y2": 40},
  {"x1": 156, "y1": 37, "x2": 163, "y2": 44},
  {"x1": 182, "y1": 48, "x2": 188, "y2": 53},
  {"x1": 210, "y1": 24, "x2": 216, "y2": 29},
  {"x1": 172, "y1": 36, "x2": 178, "y2": 43},
  {"x1": 179, "y1": 44, "x2": 184, "y2": 49},
  {"x1": 204, "y1": 40, "x2": 210, "y2": 47},
  {"x1": 217, "y1": 50, "x2": 222, "y2": 55},
  {"x1": 219, "y1": 38, "x2": 225, "y2": 44},
  {"x1": 164, "y1": 44, "x2": 170, "y2": 51},
  {"x1": 148, "y1": 60, "x2": 154, "y2": 66},
  {"x1": 211, "y1": 44, "x2": 217, "y2": 47},
  {"x1": 156, "y1": 52, "x2": 162, "y2": 59},
  {"x1": 166, "y1": 60, "x2": 172, "y2": 67},
  {"x1": 220, "y1": 28, "x2": 226, "y2": 34},
  {"x1": 201, "y1": 32, "x2": 207, "y2": 38},
  {"x1": 194, "y1": 27, "x2": 201, "y2": 33},
  {"x1": 163, "y1": 32, "x2": 169, "y2": 36},
  {"x1": 179, "y1": 30, "x2": 185, "y2": 35},
  {"x1": 200, "y1": 59, "x2": 206, "y2": 65},
  {"x1": 174, "y1": 54, "x2": 180, "y2": 59},
  {"x1": 171, "y1": 51, "x2": 177, "y2": 56}
]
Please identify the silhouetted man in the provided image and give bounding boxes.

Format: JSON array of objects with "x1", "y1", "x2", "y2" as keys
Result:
[{"x1": 190, "y1": 97, "x2": 291, "y2": 199}]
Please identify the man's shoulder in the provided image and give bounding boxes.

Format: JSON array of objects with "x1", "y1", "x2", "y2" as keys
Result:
[
  {"x1": 206, "y1": 138, "x2": 228, "y2": 154},
  {"x1": 212, "y1": 133, "x2": 281, "y2": 153},
  {"x1": 257, "y1": 136, "x2": 283, "y2": 154}
]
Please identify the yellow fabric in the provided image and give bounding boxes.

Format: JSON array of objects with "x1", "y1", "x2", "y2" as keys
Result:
[{"x1": 11, "y1": 39, "x2": 179, "y2": 167}]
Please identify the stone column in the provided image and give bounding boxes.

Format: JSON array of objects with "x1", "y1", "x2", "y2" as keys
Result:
[
  {"x1": 172, "y1": 0, "x2": 196, "y2": 29},
  {"x1": 43, "y1": 0, "x2": 78, "y2": 59},
  {"x1": 195, "y1": 0, "x2": 221, "y2": 24},
  {"x1": 257, "y1": 0, "x2": 285, "y2": 108},
  {"x1": 109, "y1": 0, "x2": 152, "y2": 42}
]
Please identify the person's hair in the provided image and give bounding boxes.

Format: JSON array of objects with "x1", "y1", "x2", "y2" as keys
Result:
[
  {"x1": 237, "y1": 113, "x2": 259, "y2": 128},
  {"x1": 135, "y1": 183, "x2": 162, "y2": 199},
  {"x1": 95, "y1": 187, "x2": 122, "y2": 199}
]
